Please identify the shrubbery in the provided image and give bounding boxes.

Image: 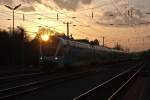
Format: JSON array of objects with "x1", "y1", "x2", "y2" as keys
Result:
[{"x1": 0, "y1": 27, "x2": 40, "y2": 67}]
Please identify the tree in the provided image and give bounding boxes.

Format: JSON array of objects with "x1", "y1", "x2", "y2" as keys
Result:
[
  {"x1": 90, "y1": 39, "x2": 99, "y2": 46},
  {"x1": 93, "y1": 39, "x2": 99, "y2": 45},
  {"x1": 113, "y1": 43, "x2": 124, "y2": 51}
]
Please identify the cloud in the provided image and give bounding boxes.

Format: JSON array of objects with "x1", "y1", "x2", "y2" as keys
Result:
[
  {"x1": 0, "y1": 0, "x2": 53, "y2": 12},
  {"x1": 145, "y1": 35, "x2": 150, "y2": 38},
  {"x1": 96, "y1": 10, "x2": 148, "y2": 27},
  {"x1": 0, "y1": 0, "x2": 13, "y2": 5},
  {"x1": 20, "y1": 0, "x2": 42, "y2": 4},
  {"x1": 95, "y1": 3, "x2": 148, "y2": 27},
  {"x1": 20, "y1": 0, "x2": 46, "y2": 12},
  {"x1": 0, "y1": 0, "x2": 42, "y2": 5},
  {"x1": 102, "y1": 11, "x2": 118, "y2": 19},
  {"x1": 35, "y1": 0, "x2": 42, "y2": 3},
  {"x1": 53, "y1": 0, "x2": 92, "y2": 11},
  {"x1": 0, "y1": 0, "x2": 38, "y2": 12},
  {"x1": 134, "y1": 9, "x2": 145, "y2": 18},
  {"x1": 96, "y1": 17, "x2": 149, "y2": 27},
  {"x1": 80, "y1": 0, "x2": 92, "y2": 4},
  {"x1": 20, "y1": 6, "x2": 36, "y2": 12}
]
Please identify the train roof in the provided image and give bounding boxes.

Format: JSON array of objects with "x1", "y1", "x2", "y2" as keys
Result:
[{"x1": 57, "y1": 37, "x2": 125, "y2": 53}]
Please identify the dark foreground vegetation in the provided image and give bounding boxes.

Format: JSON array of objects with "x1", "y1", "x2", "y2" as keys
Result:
[
  {"x1": 0, "y1": 27, "x2": 39, "y2": 68},
  {"x1": 140, "y1": 50, "x2": 150, "y2": 64}
]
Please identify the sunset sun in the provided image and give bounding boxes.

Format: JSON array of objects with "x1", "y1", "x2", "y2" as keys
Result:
[{"x1": 41, "y1": 34, "x2": 49, "y2": 41}]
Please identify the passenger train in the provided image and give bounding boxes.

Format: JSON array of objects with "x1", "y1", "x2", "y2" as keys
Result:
[{"x1": 40, "y1": 35, "x2": 128, "y2": 69}]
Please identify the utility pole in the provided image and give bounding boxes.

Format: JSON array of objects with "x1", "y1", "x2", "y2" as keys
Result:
[
  {"x1": 102, "y1": 36, "x2": 105, "y2": 47},
  {"x1": 5, "y1": 4, "x2": 21, "y2": 35},
  {"x1": 128, "y1": 7, "x2": 134, "y2": 17},
  {"x1": 117, "y1": 41, "x2": 119, "y2": 46},
  {"x1": 63, "y1": 22, "x2": 72, "y2": 37},
  {"x1": 99, "y1": 36, "x2": 105, "y2": 46},
  {"x1": 38, "y1": 26, "x2": 42, "y2": 59},
  {"x1": 13, "y1": 10, "x2": 14, "y2": 34},
  {"x1": 92, "y1": 8, "x2": 94, "y2": 19},
  {"x1": 5, "y1": 4, "x2": 21, "y2": 66},
  {"x1": 130, "y1": 8, "x2": 134, "y2": 17},
  {"x1": 57, "y1": 13, "x2": 59, "y2": 21},
  {"x1": 142, "y1": 38, "x2": 145, "y2": 45},
  {"x1": 23, "y1": 13, "x2": 25, "y2": 22}
]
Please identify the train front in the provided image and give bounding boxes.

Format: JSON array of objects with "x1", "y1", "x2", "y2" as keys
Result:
[{"x1": 39, "y1": 36, "x2": 64, "y2": 67}]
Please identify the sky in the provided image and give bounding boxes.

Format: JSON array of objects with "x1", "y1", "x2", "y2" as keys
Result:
[{"x1": 0, "y1": 0, "x2": 150, "y2": 52}]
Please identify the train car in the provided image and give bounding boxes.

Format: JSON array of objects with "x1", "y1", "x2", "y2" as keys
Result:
[{"x1": 40, "y1": 35, "x2": 126, "y2": 69}]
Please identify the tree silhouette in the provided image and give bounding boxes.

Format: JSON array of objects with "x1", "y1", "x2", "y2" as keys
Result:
[
  {"x1": 90, "y1": 39, "x2": 99, "y2": 46},
  {"x1": 0, "y1": 27, "x2": 40, "y2": 68},
  {"x1": 113, "y1": 43, "x2": 124, "y2": 51}
]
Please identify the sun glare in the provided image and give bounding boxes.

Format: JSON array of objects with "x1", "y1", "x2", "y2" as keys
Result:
[{"x1": 41, "y1": 34, "x2": 49, "y2": 41}]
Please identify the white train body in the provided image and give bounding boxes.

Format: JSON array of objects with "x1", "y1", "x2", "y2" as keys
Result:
[{"x1": 40, "y1": 36, "x2": 126, "y2": 67}]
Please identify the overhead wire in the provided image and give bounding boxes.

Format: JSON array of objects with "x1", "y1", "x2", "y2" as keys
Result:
[
  {"x1": 0, "y1": 1, "x2": 149, "y2": 46},
  {"x1": 118, "y1": 0, "x2": 148, "y2": 44}
]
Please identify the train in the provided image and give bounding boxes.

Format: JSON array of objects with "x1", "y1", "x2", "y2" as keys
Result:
[{"x1": 40, "y1": 35, "x2": 129, "y2": 69}]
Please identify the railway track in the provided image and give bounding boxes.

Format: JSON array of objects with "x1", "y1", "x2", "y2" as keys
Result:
[
  {"x1": 0, "y1": 69, "x2": 105, "y2": 99},
  {"x1": 0, "y1": 61, "x2": 139, "y2": 100},
  {"x1": 0, "y1": 65, "x2": 113, "y2": 100},
  {"x1": 73, "y1": 63, "x2": 144, "y2": 100}
]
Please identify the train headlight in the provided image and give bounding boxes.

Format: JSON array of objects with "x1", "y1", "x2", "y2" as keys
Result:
[
  {"x1": 55, "y1": 57, "x2": 58, "y2": 60},
  {"x1": 40, "y1": 57, "x2": 43, "y2": 60}
]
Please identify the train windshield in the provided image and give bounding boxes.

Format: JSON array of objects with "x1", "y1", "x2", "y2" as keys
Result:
[{"x1": 41, "y1": 36, "x2": 62, "y2": 57}]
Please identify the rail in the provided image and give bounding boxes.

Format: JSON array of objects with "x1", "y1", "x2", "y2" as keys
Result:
[{"x1": 73, "y1": 63, "x2": 143, "y2": 100}]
